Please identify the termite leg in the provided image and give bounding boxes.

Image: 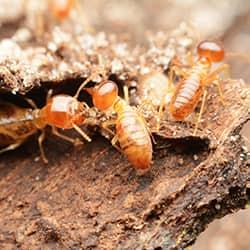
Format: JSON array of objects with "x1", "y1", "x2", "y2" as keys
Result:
[
  {"x1": 101, "y1": 119, "x2": 122, "y2": 152},
  {"x1": 215, "y1": 81, "x2": 225, "y2": 105},
  {"x1": 72, "y1": 124, "x2": 91, "y2": 142},
  {"x1": 51, "y1": 126, "x2": 82, "y2": 146},
  {"x1": 137, "y1": 99, "x2": 154, "y2": 113},
  {"x1": 123, "y1": 85, "x2": 129, "y2": 104},
  {"x1": 171, "y1": 53, "x2": 193, "y2": 67},
  {"x1": 38, "y1": 130, "x2": 48, "y2": 164},
  {"x1": 134, "y1": 104, "x2": 157, "y2": 144},
  {"x1": 24, "y1": 97, "x2": 38, "y2": 109},
  {"x1": 158, "y1": 70, "x2": 176, "y2": 131},
  {"x1": 158, "y1": 101, "x2": 166, "y2": 130},
  {"x1": 170, "y1": 54, "x2": 191, "y2": 76},
  {"x1": 204, "y1": 63, "x2": 230, "y2": 104},
  {"x1": 0, "y1": 141, "x2": 23, "y2": 154},
  {"x1": 205, "y1": 64, "x2": 230, "y2": 83},
  {"x1": 156, "y1": 107, "x2": 164, "y2": 131},
  {"x1": 170, "y1": 65, "x2": 188, "y2": 79},
  {"x1": 136, "y1": 101, "x2": 156, "y2": 142},
  {"x1": 193, "y1": 89, "x2": 208, "y2": 136},
  {"x1": 146, "y1": 122, "x2": 156, "y2": 144},
  {"x1": 101, "y1": 120, "x2": 116, "y2": 136},
  {"x1": 171, "y1": 56, "x2": 185, "y2": 68},
  {"x1": 138, "y1": 104, "x2": 156, "y2": 142},
  {"x1": 168, "y1": 64, "x2": 175, "y2": 88},
  {"x1": 111, "y1": 135, "x2": 123, "y2": 153},
  {"x1": 135, "y1": 101, "x2": 152, "y2": 120}
]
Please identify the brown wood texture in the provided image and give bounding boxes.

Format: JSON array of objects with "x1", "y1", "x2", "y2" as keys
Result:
[{"x1": 0, "y1": 19, "x2": 249, "y2": 250}]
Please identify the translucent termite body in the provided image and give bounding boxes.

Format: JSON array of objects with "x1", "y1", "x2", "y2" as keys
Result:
[
  {"x1": 0, "y1": 102, "x2": 39, "y2": 151},
  {"x1": 88, "y1": 80, "x2": 153, "y2": 171},
  {"x1": 169, "y1": 40, "x2": 227, "y2": 121},
  {"x1": 138, "y1": 71, "x2": 176, "y2": 130},
  {"x1": 0, "y1": 94, "x2": 91, "y2": 162},
  {"x1": 138, "y1": 71, "x2": 172, "y2": 107}
]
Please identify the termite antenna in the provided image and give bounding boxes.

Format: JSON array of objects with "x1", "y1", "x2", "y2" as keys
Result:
[
  {"x1": 46, "y1": 89, "x2": 53, "y2": 103},
  {"x1": 74, "y1": 55, "x2": 107, "y2": 99},
  {"x1": 74, "y1": 76, "x2": 93, "y2": 99},
  {"x1": 24, "y1": 97, "x2": 38, "y2": 109}
]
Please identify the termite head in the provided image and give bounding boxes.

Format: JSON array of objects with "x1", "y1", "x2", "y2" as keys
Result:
[
  {"x1": 89, "y1": 80, "x2": 118, "y2": 111},
  {"x1": 197, "y1": 40, "x2": 225, "y2": 63},
  {"x1": 42, "y1": 94, "x2": 86, "y2": 129},
  {"x1": 49, "y1": 0, "x2": 75, "y2": 21}
]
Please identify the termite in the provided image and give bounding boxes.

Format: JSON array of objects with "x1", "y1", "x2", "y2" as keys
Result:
[
  {"x1": 138, "y1": 71, "x2": 175, "y2": 108},
  {"x1": 0, "y1": 92, "x2": 92, "y2": 163},
  {"x1": 85, "y1": 80, "x2": 153, "y2": 172},
  {"x1": 138, "y1": 71, "x2": 175, "y2": 130},
  {"x1": 49, "y1": 0, "x2": 76, "y2": 21},
  {"x1": 26, "y1": 0, "x2": 93, "y2": 39},
  {"x1": 49, "y1": 0, "x2": 94, "y2": 32},
  {"x1": 168, "y1": 40, "x2": 229, "y2": 134}
]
